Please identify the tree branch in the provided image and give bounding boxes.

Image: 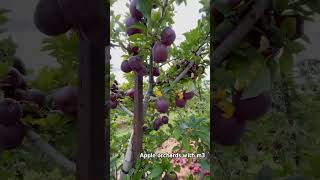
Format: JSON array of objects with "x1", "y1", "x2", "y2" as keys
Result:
[
  {"x1": 25, "y1": 127, "x2": 76, "y2": 174},
  {"x1": 211, "y1": 0, "x2": 271, "y2": 69},
  {"x1": 174, "y1": 42, "x2": 207, "y2": 83},
  {"x1": 118, "y1": 103, "x2": 134, "y2": 117}
]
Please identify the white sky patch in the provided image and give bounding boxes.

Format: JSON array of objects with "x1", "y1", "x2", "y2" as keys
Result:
[{"x1": 111, "y1": 0, "x2": 209, "y2": 84}]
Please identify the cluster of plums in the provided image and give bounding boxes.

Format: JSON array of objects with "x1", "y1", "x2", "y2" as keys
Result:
[
  {"x1": 121, "y1": 0, "x2": 146, "y2": 76},
  {"x1": 0, "y1": 98, "x2": 25, "y2": 150},
  {"x1": 152, "y1": 115, "x2": 169, "y2": 131},
  {"x1": 154, "y1": 90, "x2": 195, "y2": 114},
  {"x1": 121, "y1": 0, "x2": 176, "y2": 77},
  {"x1": 0, "y1": 57, "x2": 78, "y2": 150},
  {"x1": 212, "y1": 91, "x2": 272, "y2": 146},
  {"x1": 109, "y1": 80, "x2": 125, "y2": 109}
]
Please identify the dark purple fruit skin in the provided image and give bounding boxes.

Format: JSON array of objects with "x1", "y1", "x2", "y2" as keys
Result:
[
  {"x1": 163, "y1": 172, "x2": 178, "y2": 180},
  {"x1": 53, "y1": 86, "x2": 78, "y2": 115},
  {"x1": 183, "y1": 91, "x2": 194, "y2": 100},
  {"x1": 152, "y1": 42, "x2": 168, "y2": 63},
  {"x1": 128, "y1": 45, "x2": 140, "y2": 55},
  {"x1": 125, "y1": 17, "x2": 142, "y2": 36},
  {"x1": 126, "y1": 89, "x2": 135, "y2": 99},
  {"x1": 153, "y1": 118, "x2": 163, "y2": 131},
  {"x1": 129, "y1": 0, "x2": 143, "y2": 20},
  {"x1": 121, "y1": 61, "x2": 132, "y2": 73},
  {"x1": 110, "y1": 100, "x2": 118, "y2": 109},
  {"x1": 12, "y1": 57, "x2": 26, "y2": 75},
  {"x1": 128, "y1": 55, "x2": 144, "y2": 72},
  {"x1": 0, "y1": 123, "x2": 25, "y2": 150},
  {"x1": 212, "y1": 106, "x2": 246, "y2": 146},
  {"x1": 4, "y1": 68, "x2": 24, "y2": 90},
  {"x1": 160, "y1": 27, "x2": 176, "y2": 46},
  {"x1": 155, "y1": 98, "x2": 169, "y2": 113},
  {"x1": 233, "y1": 91, "x2": 271, "y2": 121},
  {"x1": 152, "y1": 67, "x2": 160, "y2": 77},
  {"x1": 34, "y1": 0, "x2": 71, "y2": 36},
  {"x1": 110, "y1": 93, "x2": 118, "y2": 101},
  {"x1": 161, "y1": 116, "x2": 169, "y2": 124},
  {"x1": 175, "y1": 96, "x2": 186, "y2": 108},
  {"x1": 0, "y1": 98, "x2": 23, "y2": 126}
]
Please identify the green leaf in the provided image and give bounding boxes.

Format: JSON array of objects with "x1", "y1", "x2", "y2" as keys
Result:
[
  {"x1": 173, "y1": 128, "x2": 182, "y2": 139},
  {"x1": 285, "y1": 41, "x2": 305, "y2": 54},
  {"x1": 148, "y1": 166, "x2": 163, "y2": 179},
  {"x1": 241, "y1": 67, "x2": 271, "y2": 99},
  {"x1": 279, "y1": 50, "x2": 293, "y2": 75},
  {"x1": 137, "y1": 0, "x2": 152, "y2": 21},
  {"x1": 129, "y1": 23, "x2": 147, "y2": 33},
  {"x1": 280, "y1": 17, "x2": 297, "y2": 39},
  {"x1": 256, "y1": 164, "x2": 273, "y2": 180},
  {"x1": 182, "y1": 137, "x2": 191, "y2": 151}
]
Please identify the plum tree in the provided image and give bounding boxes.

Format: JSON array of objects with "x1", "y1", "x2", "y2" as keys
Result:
[
  {"x1": 34, "y1": 0, "x2": 71, "y2": 36},
  {"x1": 129, "y1": 0, "x2": 143, "y2": 20},
  {"x1": 53, "y1": 86, "x2": 78, "y2": 115},
  {"x1": 0, "y1": 98, "x2": 23, "y2": 126},
  {"x1": 153, "y1": 118, "x2": 163, "y2": 131},
  {"x1": 152, "y1": 67, "x2": 160, "y2": 77},
  {"x1": 175, "y1": 95, "x2": 186, "y2": 108},
  {"x1": 0, "y1": 122, "x2": 25, "y2": 150},
  {"x1": 212, "y1": 107, "x2": 246, "y2": 146},
  {"x1": 152, "y1": 42, "x2": 168, "y2": 63},
  {"x1": 233, "y1": 91, "x2": 271, "y2": 121},
  {"x1": 155, "y1": 97, "x2": 169, "y2": 113},
  {"x1": 163, "y1": 171, "x2": 178, "y2": 180},
  {"x1": 121, "y1": 60, "x2": 132, "y2": 73},
  {"x1": 160, "y1": 27, "x2": 176, "y2": 46},
  {"x1": 125, "y1": 17, "x2": 142, "y2": 36}
]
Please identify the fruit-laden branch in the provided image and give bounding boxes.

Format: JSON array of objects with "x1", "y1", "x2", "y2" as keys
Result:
[
  {"x1": 174, "y1": 38, "x2": 208, "y2": 83},
  {"x1": 25, "y1": 127, "x2": 76, "y2": 174},
  {"x1": 212, "y1": 0, "x2": 271, "y2": 68}
]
